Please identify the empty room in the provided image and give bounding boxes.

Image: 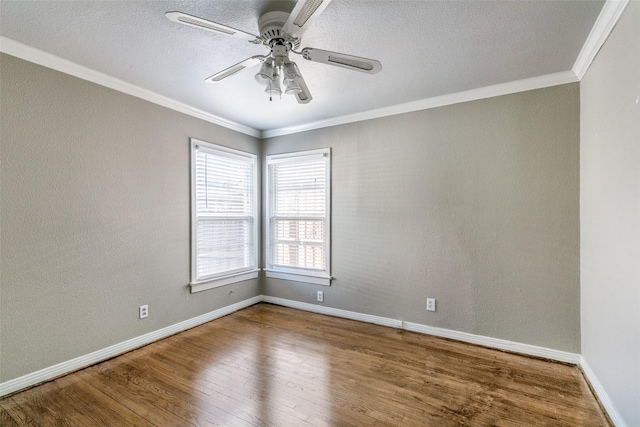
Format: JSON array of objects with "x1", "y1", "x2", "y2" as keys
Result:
[{"x1": 1, "y1": 0, "x2": 638, "y2": 425}]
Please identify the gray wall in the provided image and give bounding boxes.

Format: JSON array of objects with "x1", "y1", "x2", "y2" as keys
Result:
[
  {"x1": 0, "y1": 54, "x2": 261, "y2": 382},
  {"x1": 580, "y1": 2, "x2": 640, "y2": 425},
  {"x1": 1, "y1": 50, "x2": 584, "y2": 385},
  {"x1": 264, "y1": 83, "x2": 581, "y2": 353}
]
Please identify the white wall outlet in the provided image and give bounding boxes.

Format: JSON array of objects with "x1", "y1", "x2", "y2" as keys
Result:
[
  {"x1": 317, "y1": 291, "x2": 324, "y2": 302},
  {"x1": 139, "y1": 304, "x2": 149, "y2": 319},
  {"x1": 426, "y1": 298, "x2": 436, "y2": 312}
]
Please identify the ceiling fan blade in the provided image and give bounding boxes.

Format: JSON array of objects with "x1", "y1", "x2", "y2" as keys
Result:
[
  {"x1": 282, "y1": 0, "x2": 333, "y2": 39},
  {"x1": 205, "y1": 56, "x2": 266, "y2": 84},
  {"x1": 165, "y1": 11, "x2": 261, "y2": 44},
  {"x1": 294, "y1": 73, "x2": 313, "y2": 104},
  {"x1": 301, "y1": 47, "x2": 382, "y2": 74}
]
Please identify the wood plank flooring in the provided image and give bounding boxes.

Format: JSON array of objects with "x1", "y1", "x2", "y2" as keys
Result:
[{"x1": 0, "y1": 303, "x2": 609, "y2": 426}]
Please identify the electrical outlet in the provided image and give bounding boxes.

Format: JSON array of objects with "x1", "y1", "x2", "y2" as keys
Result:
[
  {"x1": 139, "y1": 304, "x2": 149, "y2": 319},
  {"x1": 426, "y1": 298, "x2": 436, "y2": 312},
  {"x1": 317, "y1": 291, "x2": 324, "y2": 302}
]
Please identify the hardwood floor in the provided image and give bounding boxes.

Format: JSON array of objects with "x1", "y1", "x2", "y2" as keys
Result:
[{"x1": 1, "y1": 303, "x2": 609, "y2": 426}]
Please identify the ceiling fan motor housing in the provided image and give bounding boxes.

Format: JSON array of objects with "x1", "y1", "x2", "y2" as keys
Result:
[{"x1": 258, "y1": 11, "x2": 300, "y2": 51}]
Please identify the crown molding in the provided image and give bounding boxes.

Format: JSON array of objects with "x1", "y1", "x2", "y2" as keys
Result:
[
  {"x1": 0, "y1": 36, "x2": 261, "y2": 138},
  {"x1": 262, "y1": 70, "x2": 579, "y2": 138},
  {"x1": 7, "y1": 1, "x2": 622, "y2": 143},
  {"x1": 573, "y1": 0, "x2": 630, "y2": 80}
]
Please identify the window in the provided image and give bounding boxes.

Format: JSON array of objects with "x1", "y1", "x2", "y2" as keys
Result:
[
  {"x1": 190, "y1": 139, "x2": 258, "y2": 292},
  {"x1": 265, "y1": 148, "x2": 331, "y2": 286}
]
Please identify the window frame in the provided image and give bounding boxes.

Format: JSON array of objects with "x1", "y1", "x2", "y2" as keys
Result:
[
  {"x1": 190, "y1": 138, "x2": 259, "y2": 293},
  {"x1": 264, "y1": 148, "x2": 332, "y2": 286}
]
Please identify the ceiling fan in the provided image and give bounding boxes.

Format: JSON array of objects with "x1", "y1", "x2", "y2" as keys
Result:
[{"x1": 166, "y1": 0, "x2": 382, "y2": 104}]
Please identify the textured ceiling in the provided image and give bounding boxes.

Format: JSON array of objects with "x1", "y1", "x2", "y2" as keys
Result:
[{"x1": 0, "y1": 0, "x2": 605, "y2": 133}]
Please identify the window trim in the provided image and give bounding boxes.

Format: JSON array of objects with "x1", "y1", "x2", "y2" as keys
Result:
[
  {"x1": 264, "y1": 148, "x2": 332, "y2": 286},
  {"x1": 190, "y1": 138, "x2": 259, "y2": 293}
]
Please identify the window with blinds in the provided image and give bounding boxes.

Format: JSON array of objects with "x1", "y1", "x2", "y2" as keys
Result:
[
  {"x1": 265, "y1": 149, "x2": 331, "y2": 285},
  {"x1": 190, "y1": 139, "x2": 258, "y2": 291}
]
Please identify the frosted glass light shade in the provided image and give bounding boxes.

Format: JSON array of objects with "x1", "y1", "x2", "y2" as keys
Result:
[
  {"x1": 255, "y1": 61, "x2": 274, "y2": 85},
  {"x1": 265, "y1": 71, "x2": 282, "y2": 96},
  {"x1": 282, "y1": 62, "x2": 303, "y2": 95}
]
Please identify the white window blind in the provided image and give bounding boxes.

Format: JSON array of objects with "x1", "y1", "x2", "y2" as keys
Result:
[
  {"x1": 266, "y1": 149, "x2": 331, "y2": 283},
  {"x1": 191, "y1": 140, "x2": 257, "y2": 289}
]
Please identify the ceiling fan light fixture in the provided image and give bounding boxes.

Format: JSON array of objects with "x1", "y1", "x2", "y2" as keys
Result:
[
  {"x1": 265, "y1": 70, "x2": 283, "y2": 99},
  {"x1": 282, "y1": 62, "x2": 303, "y2": 95},
  {"x1": 255, "y1": 59, "x2": 275, "y2": 85},
  {"x1": 284, "y1": 78, "x2": 302, "y2": 95}
]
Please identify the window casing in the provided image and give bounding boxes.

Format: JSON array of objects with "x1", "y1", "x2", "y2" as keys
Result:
[
  {"x1": 265, "y1": 149, "x2": 331, "y2": 286},
  {"x1": 190, "y1": 139, "x2": 258, "y2": 292}
]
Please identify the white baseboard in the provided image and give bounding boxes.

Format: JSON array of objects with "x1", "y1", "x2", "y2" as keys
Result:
[
  {"x1": 263, "y1": 296, "x2": 581, "y2": 364},
  {"x1": 402, "y1": 321, "x2": 580, "y2": 364},
  {"x1": 0, "y1": 296, "x2": 262, "y2": 397},
  {"x1": 580, "y1": 357, "x2": 627, "y2": 427},
  {"x1": 261, "y1": 296, "x2": 403, "y2": 328},
  {"x1": 0, "y1": 294, "x2": 586, "y2": 400}
]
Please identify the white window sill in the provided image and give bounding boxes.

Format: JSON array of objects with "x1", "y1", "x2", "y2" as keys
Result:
[
  {"x1": 264, "y1": 269, "x2": 332, "y2": 286},
  {"x1": 190, "y1": 269, "x2": 259, "y2": 293}
]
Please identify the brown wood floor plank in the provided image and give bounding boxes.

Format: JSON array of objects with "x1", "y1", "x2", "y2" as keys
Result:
[
  {"x1": 60, "y1": 377, "x2": 154, "y2": 427},
  {"x1": 124, "y1": 351, "x2": 311, "y2": 427},
  {"x1": 3, "y1": 382, "x2": 79, "y2": 426},
  {"x1": 0, "y1": 303, "x2": 610, "y2": 426},
  {"x1": 0, "y1": 403, "x2": 21, "y2": 427}
]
